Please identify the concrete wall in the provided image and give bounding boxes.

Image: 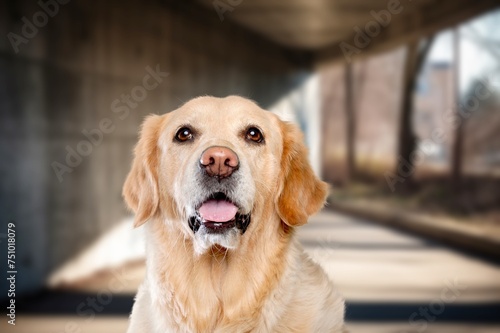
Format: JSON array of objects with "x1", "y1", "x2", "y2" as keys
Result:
[{"x1": 0, "y1": 0, "x2": 314, "y2": 295}]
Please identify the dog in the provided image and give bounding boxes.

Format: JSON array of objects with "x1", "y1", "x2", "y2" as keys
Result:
[{"x1": 123, "y1": 96, "x2": 345, "y2": 332}]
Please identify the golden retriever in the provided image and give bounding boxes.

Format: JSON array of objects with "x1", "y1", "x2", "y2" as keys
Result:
[{"x1": 123, "y1": 96, "x2": 345, "y2": 332}]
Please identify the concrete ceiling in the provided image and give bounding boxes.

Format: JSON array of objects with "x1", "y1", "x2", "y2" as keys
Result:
[
  {"x1": 198, "y1": 0, "x2": 500, "y2": 61},
  {"x1": 200, "y1": 0, "x2": 432, "y2": 49}
]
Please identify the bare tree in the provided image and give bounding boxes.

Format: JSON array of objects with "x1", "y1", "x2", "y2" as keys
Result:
[
  {"x1": 451, "y1": 27, "x2": 464, "y2": 190},
  {"x1": 344, "y1": 62, "x2": 356, "y2": 182},
  {"x1": 344, "y1": 61, "x2": 368, "y2": 183},
  {"x1": 396, "y1": 37, "x2": 434, "y2": 187},
  {"x1": 453, "y1": 25, "x2": 500, "y2": 186}
]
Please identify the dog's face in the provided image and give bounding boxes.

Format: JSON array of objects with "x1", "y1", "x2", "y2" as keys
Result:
[{"x1": 123, "y1": 96, "x2": 327, "y2": 254}]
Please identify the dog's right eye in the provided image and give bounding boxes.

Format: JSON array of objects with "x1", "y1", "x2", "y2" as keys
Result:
[
  {"x1": 245, "y1": 127, "x2": 264, "y2": 144},
  {"x1": 175, "y1": 127, "x2": 194, "y2": 142}
]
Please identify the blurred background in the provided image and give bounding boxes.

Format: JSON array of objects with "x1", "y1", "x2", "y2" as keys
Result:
[{"x1": 1, "y1": 0, "x2": 499, "y2": 332}]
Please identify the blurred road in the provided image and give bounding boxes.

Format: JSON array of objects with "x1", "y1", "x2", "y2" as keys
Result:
[
  {"x1": 2, "y1": 211, "x2": 499, "y2": 333},
  {"x1": 302, "y1": 211, "x2": 500, "y2": 332}
]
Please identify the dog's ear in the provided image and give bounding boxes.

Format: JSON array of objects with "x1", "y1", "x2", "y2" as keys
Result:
[
  {"x1": 276, "y1": 121, "x2": 329, "y2": 227},
  {"x1": 123, "y1": 114, "x2": 164, "y2": 227}
]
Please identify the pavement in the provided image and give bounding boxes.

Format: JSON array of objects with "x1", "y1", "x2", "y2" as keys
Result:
[
  {"x1": 301, "y1": 211, "x2": 500, "y2": 332},
  {"x1": 2, "y1": 211, "x2": 499, "y2": 333},
  {"x1": 329, "y1": 199, "x2": 500, "y2": 260}
]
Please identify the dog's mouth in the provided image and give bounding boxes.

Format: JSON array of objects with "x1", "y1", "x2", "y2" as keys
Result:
[{"x1": 189, "y1": 192, "x2": 251, "y2": 234}]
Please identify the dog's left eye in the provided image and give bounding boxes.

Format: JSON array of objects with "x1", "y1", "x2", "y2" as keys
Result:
[
  {"x1": 175, "y1": 127, "x2": 194, "y2": 142},
  {"x1": 245, "y1": 127, "x2": 264, "y2": 144}
]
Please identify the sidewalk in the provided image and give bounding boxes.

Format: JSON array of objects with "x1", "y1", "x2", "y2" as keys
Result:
[
  {"x1": 2, "y1": 210, "x2": 499, "y2": 333},
  {"x1": 300, "y1": 211, "x2": 500, "y2": 332},
  {"x1": 328, "y1": 199, "x2": 500, "y2": 261}
]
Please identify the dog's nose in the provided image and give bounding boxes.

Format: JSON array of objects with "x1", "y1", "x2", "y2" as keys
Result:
[{"x1": 200, "y1": 146, "x2": 239, "y2": 179}]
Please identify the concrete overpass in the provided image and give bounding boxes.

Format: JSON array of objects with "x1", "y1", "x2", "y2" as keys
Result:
[{"x1": 1, "y1": 0, "x2": 498, "y2": 301}]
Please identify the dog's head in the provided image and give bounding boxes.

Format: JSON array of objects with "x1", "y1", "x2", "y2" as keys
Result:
[{"x1": 123, "y1": 96, "x2": 328, "y2": 254}]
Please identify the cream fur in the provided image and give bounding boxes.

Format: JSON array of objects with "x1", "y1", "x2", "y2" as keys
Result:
[{"x1": 123, "y1": 96, "x2": 345, "y2": 332}]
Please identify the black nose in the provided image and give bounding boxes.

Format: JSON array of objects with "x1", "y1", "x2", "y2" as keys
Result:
[{"x1": 200, "y1": 146, "x2": 239, "y2": 179}]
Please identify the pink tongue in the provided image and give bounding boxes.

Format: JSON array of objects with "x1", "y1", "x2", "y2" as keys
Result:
[{"x1": 199, "y1": 199, "x2": 238, "y2": 222}]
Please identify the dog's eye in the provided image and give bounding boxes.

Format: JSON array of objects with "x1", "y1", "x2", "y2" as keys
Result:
[
  {"x1": 175, "y1": 127, "x2": 193, "y2": 142},
  {"x1": 245, "y1": 127, "x2": 264, "y2": 144}
]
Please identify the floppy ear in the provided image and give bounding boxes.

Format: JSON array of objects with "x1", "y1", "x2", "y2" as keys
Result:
[
  {"x1": 123, "y1": 114, "x2": 164, "y2": 227},
  {"x1": 276, "y1": 121, "x2": 329, "y2": 227}
]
